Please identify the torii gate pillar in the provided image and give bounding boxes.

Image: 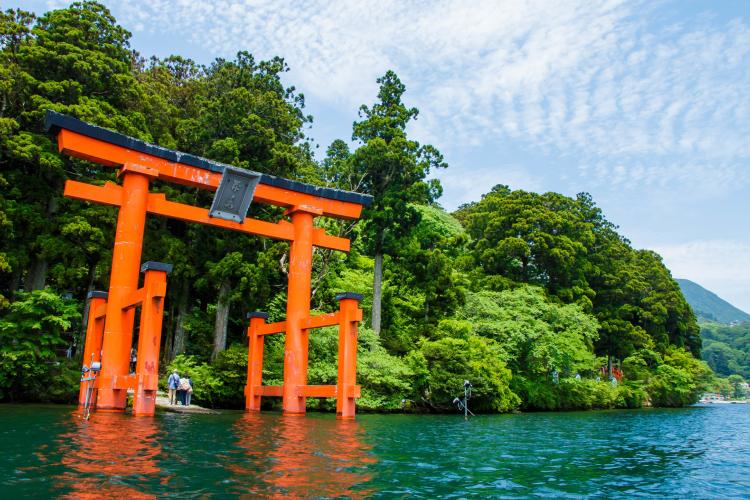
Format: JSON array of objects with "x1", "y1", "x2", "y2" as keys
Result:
[
  {"x1": 283, "y1": 207, "x2": 316, "y2": 414},
  {"x1": 98, "y1": 167, "x2": 154, "y2": 411}
]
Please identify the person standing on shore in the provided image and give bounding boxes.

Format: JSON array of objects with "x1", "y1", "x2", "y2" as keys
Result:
[
  {"x1": 184, "y1": 374, "x2": 193, "y2": 407},
  {"x1": 167, "y1": 369, "x2": 180, "y2": 405},
  {"x1": 177, "y1": 375, "x2": 191, "y2": 405}
]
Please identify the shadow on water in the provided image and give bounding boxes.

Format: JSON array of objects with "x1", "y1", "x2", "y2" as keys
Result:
[
  {"x1": 55, "y1": 409, "x2": 161, "y2": 499},
  {"x1": 228, "y1": 412, "x2": 375, "y2": 497},
  {"x1": 3, "y1": 406, "x2": 376, "y2": 497}
]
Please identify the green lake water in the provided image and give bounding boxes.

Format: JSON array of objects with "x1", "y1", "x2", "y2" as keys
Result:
[{"x1": 1, "y1": 404, "x2": 749, "y2": 498}]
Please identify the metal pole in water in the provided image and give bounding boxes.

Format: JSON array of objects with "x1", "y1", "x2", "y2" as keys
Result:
[
  {"x1": 454, "y1": 380, "x2": 474, "y2": 419},
  {"x1": 464, "y1": 383, "x2": 468, "y2": 421},
  {"x1": 84, "y1": 377, "x2": 93, "y2": 420}
]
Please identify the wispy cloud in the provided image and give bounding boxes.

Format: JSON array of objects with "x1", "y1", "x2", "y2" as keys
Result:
[
  {"x1": 106, "y1": 0, "x2": 750, "y2": 200},
  {"x1": 577, "y1": 160, "x2": 750, "y2": 198},
  {"x1": 433, "y1": 164, "x2": 544, "y2": 209}
]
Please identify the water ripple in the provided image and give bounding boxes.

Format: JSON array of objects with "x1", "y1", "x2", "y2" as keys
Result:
[{"x1": 1, "y1": 405, "x2": 749, "y2": 497}]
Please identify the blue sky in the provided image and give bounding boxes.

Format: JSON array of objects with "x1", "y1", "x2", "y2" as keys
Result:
[{"x1": 26, "y1": 0, "x2": 750, "y2": 311}]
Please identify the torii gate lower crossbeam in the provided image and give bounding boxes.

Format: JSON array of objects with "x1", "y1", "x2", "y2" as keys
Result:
[{"x1": 47, "y1": 111, "x2": 373, "y2": 418}]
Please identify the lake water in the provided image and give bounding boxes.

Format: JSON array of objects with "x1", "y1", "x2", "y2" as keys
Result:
[{"x1": 1, "y1": 404, "x2": 749, "y2": 497}]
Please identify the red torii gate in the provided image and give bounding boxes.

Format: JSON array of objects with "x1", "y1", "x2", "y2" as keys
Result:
[{"x1": 46, "y1": 111, "x2": 372, "y2": 418}]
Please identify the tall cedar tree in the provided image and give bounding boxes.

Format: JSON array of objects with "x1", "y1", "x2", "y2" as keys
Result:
[
  {"x1": 0, "y1": 2, "x2": 146, "y2": 302},
  {"x1": 350, "y1": 71, "x2": 446, "y2": 334}
]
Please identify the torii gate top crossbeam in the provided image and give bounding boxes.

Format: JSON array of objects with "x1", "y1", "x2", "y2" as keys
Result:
[{"x1": 44, "y1": 111, "x2": 372, "y2": 219}]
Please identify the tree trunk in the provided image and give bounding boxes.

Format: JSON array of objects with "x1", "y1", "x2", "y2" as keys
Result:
[
  {"x1": 211, "y1": 279, "x2": 231, "y2": 361},
  {"x1": 24, "y1": 197, "x2": 58, "y2": 292},
  {"x1": 371, "y1": 252, "x2": 383, "y2": 335},
  {"x1": 24, "y1": 257, "x2": 48, "y2": 291},
  {"x1": 85, "y1": 261, "x2": 97, "y2": 294},
  {"x1": 163, "y1": 300, "x2": 175, "y2": 363},
  {"x1": 171, "y1": 278, "x2": 190, "y2": 361},
  {"x1": 9, "y1": 267, "x2": 21, "y2": 300},
  {"x1": 78, "y1": 299, "x2": 90, "y2": 362}
]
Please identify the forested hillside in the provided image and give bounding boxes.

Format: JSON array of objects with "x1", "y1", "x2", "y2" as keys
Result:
[
  {"x1": 701, "y1": 322, "x2": 750, "y2": 379},
  {"x1": 0, "y1": 2, "x2": 711, "y2": 411},
  {"x1": 677, "y1": 279, "x2": 750, "y2": 324},
  {"x1": 673, "y1": 279, "x2": 750, "y2": 384}
]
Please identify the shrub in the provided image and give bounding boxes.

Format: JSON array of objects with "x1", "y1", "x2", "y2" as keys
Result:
[
  {"x1": 166, "y1": 354, "x2": 223, "y2": 407},
  {"x1": 411, "y1": 335, "x2": 520, "y2": 412},
  {"x1": 616, "y1": 382, "x2": 648, "y2": 409},
  {"x1": 622, "y1": 349, "x2": 662, "y2": 382},
  {"x1": 211, "y1": 343, "x2": 250, "y2": 408},
  {"x1": 0, "y1": 289, "x2": 80, "y2": 402},
  {"x1": 646, "y1": 347, "x2": 712, "y2": 407},
  {"x1": 515, "y1": 376, "x2": 620, "y2": 410},
  {"x1": 357, "y1": 328, "x2": 415, "y2": 410},
  {"x1": 306, "y1": 326, "x2": 415, "y2": 411},
  {"x1": 512, "y1": 375, "x2": 557, "y2": 410}
]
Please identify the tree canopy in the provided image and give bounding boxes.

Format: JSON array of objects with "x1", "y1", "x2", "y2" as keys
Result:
[{"x1": 456, "y1": 185, "x2": 701, "y2": 361}]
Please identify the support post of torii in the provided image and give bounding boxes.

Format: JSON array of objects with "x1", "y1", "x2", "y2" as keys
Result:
[
  {"x1": 283, "y1": 207, "x2": 317, "y2": 415},
  {"x1": 98, "y1": 166, "x2": 154, "y2": 411},
  {"x1": 242, "y1": 292, "x2": 363, "y2": 418}
]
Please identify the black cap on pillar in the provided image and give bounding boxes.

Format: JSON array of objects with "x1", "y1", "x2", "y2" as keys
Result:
[
  {"x1": 140, "y1": 261, "x2": 173, "y2": 274},
  {"x1": 335, "y1": 292, "x2": 363, "y2": 302}
]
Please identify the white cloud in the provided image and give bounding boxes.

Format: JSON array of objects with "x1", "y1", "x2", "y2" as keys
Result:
[
  {"x1": 652, "y1": 240, "x2": 750, "y2": 313},
  {"x1": 434, "y1": 164, "x2": 543, "y2": 209},
  {"x1": 104, "y1": 0, "x2": 750, "y2": 199},
  {"x1": 576, "y1": 160, "x2": 749, "y2": 198}
]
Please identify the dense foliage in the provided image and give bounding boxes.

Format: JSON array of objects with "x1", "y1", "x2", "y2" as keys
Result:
[
  {"x1": 676, "y1": 281, "x2": 750, "y2": 397},
  {"x1": 700, "y1": 322, "x2": 750, "y2": 379},
  {"x1": 0, "y1": 290, "x2": 80, "y2": 401},
  {"x1": 0, "y1": 2, "x2": 711, "y2": 411},
  {"x1": 455, "y1": 186, "x2": 701, "y2": 360}
]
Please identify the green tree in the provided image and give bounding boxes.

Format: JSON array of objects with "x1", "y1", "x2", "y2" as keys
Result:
[
  {"x1": 0, "y1": 2, "x2": 147, "y2": 302},
  {"x1": 377, "y1": 204, "x2": 466, "y2": 352},
  {"x1": 458, "y1": 186, "x2": 596, "y2": 306},
  {"x1": 0, "y1": 289, "x2": 80, "y2": 401},
  {"x1": 345, "y1": 71, "x2": 447, "y2": 335},
  {"x1": 175, "y1": 52, "x2": 314, "y2": 178},
  {"x1": 200, "y1": 251, "x2": 271, "y2": 361},
  {"x1": 457, "y1": 185, "x2": 700, "y2": 369},
  {"x1": 467, "y1": 287, "x2": 599, "y2": 377},
  {"x1": 409, "y1": 335, "x2": 520, "y2": 412},
  {"x1": 700, "y1": 322, "x2": 750, "y2": 378},
  {"x1": 727, "y1": 374, "x2": 747, "y2": 399},
  {"x1": 647, "y1": 347, "x2": 712, "y2": 406}
]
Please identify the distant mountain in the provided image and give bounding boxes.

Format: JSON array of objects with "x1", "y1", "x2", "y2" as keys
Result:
[{"x1": 677, "y1": 279, "x2": 750, "y2": 324}]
